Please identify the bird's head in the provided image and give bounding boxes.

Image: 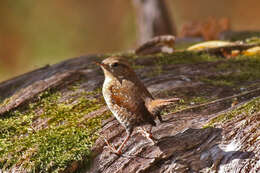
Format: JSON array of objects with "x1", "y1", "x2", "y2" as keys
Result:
[{"x1": 95, "y1": 56, "x2": 135, "y2": 80}]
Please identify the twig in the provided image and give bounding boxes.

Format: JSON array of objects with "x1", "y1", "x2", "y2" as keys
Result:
[{"x1": 173, "y1": 87, "x2": 260, "y2": 114}]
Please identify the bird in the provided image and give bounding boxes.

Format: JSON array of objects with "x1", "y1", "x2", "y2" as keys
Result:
[{"x1": 96, "y1": 56, "x2": 179, "y2": 154}]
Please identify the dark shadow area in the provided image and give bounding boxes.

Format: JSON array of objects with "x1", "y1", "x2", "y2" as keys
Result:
[{"x1": 157, "y1": 128, "x2": 221, "y2": 154}]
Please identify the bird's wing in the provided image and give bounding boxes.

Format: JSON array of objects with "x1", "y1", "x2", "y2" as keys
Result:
[
  {"x1": 134, "y1": 74, "x2": 154, "y2": 100},
  {"x1": 110, "y1": 80, "x2": 156, "y2": 126}
]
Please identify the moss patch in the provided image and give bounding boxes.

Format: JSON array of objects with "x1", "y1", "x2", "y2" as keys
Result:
[
  {"x1": 154, "y1": 51, "x2": 219, "y2": 65},
  {"x1": 205, "y1": 97, "x2": 260, "y2": 127},
  {"x1": 134, "y1": 51, "x2": 219, "y2": 76},
  {"x1": 0, "y1": 89, "x2": 110, "y2": 172},
  {"x1": 0, "y1": 96, "x2": 14, "y2": 108},
  {"x1": 129, "y1": 51, "x2": 218, "y2": 65},
  {"x1": 201, "y1": 55, "x2": 260, "y2": 87},
  {"x1": 201, "y1": 77, "x2": 234, "y2": 87},
  {"x1": 169, "y1": 96, "x2": 212, "y2": 113},
  {"x1": 160, "y1": 95, "x2": 212, "y2": 116}
]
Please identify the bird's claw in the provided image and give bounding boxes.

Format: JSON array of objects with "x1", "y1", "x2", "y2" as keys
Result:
[{"x1": 101, "y1": 135, "x2": 122, "y2": 155}]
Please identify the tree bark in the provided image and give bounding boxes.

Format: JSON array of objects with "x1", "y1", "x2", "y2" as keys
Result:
[{"x1": 133, "y1": 0, "x2": 177, "y2": 44}]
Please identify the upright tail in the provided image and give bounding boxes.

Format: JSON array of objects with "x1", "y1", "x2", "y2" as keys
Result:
[{"x1": 146, "y1": 98, "x2": 180, "y2": 122}]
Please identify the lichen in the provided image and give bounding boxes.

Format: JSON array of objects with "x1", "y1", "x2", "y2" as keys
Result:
[{"x1": 0, "y1": 88, "x2": 110, "y2": 172}]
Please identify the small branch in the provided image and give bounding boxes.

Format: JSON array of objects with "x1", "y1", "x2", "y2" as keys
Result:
[{"x1": 173, "y1": 87, "x2": 260, "y2": 114}]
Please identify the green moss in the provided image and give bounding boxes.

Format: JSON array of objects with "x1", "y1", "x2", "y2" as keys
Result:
[
  {"x1": 0, "y1": 88, "x2": 28, "y2": 108},
  {"x1": 189, "y1": 96, "x2": 210, "y2": 104},
  {"x1": 201, "y1": 55, "x2": 260, "y2": 87},
  {"x1": 0, "y1": 89, "x2": 110, "y2": 172},
  {"x1": 200, "y1": 78, "x2": 234, "y2": 86},
  {"x1": 161, "y1": 96, "x2": 212, "y2": 115},
  {"x1": 136, "y1": 51, "x2": 219, "y2": 77},
  {"x1": 205, "y1": 97, "x2": 260, "y2": 127},
  {"x1": 132, "y1": 64, "x2": 145, "y2": 70},
  {"x1": 0, "y1": 97, "x2": 11, "y2": 107},
  {"x1": 166, "y1": 104, "x2": 188, "y2": 114},
  {"x1": 155, "y1": 51, "x2": 218, "y2": 65}
]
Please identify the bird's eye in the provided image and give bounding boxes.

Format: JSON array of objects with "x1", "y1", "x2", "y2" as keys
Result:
[{"x1": 111, "y1": 62, "x2": 119, "y2": 67}]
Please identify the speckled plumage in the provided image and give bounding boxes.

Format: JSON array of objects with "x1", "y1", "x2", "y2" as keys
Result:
[{"x1": 103, "y1": 71, "x2": 156, "y2": 132}]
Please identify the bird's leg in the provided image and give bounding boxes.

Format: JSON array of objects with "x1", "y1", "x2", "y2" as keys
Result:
[
  {"x1": 102, "y1": 130, "x2": 132, "y2": 155},
  {"x1": 115, "y1": 132, "x2": 131, "y2": 154},
  {"x1": 137, "y1": 126, "x2": 155, "y2": 144}
]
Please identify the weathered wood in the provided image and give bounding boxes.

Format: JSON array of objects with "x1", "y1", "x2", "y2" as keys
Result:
[
  {"x1": 0, "y1": 52, "x2": 259, "y2": 173},
  {"x1": 0, "y1": 55, "x2": 99, "y2": 99},
  {"x1": 0, "y1": 55, "x2": 101, "y2": 116}
]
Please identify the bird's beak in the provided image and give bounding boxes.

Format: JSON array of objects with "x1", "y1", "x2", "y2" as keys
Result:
[
  {"x1": 94, "y1": 61, "x2": 109, "y2": 70},
  {"x1": 94, "y1": 61, "x2": 104, "y2": 67}
]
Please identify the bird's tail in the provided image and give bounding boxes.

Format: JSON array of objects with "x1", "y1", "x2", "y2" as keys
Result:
[{"x1": 147, "y1": 98, "x2": 180, "y2": 122}]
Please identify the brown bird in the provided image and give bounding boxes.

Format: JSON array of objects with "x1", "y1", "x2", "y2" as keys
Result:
[{"x1": 96, "y1": 56, "x2": 179, "y2": 154}]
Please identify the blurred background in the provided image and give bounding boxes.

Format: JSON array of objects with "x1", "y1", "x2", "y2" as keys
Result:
[{"x1": 1, "y1": 0, "x2": 260, "y2": 82}]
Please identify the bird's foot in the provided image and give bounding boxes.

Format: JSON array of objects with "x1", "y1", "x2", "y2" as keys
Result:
[
  {"x1": 101, "y1": 135, "x2": 122, "y2": 155},
  {"x1": 137, "y1": 127, "x2": 156, "y2": 144}
]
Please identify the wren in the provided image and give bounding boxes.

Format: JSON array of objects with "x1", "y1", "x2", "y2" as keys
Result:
[{"x1": 96, "y1": 56, "x2": 179, "y2": 154}]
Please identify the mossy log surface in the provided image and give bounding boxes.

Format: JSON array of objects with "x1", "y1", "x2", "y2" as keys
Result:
[{"x1": 0, "y1": 52, "x2": 260, "y2": 173}]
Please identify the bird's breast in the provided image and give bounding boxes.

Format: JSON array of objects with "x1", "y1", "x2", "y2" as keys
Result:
[{"x1": 102, "y1": 79, "x2": 140, "y2": 126}]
